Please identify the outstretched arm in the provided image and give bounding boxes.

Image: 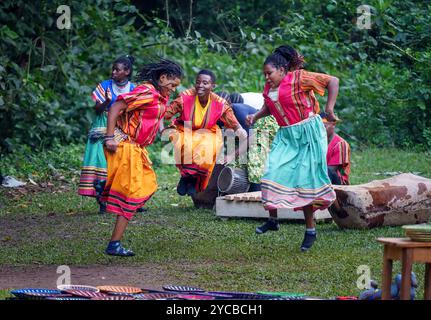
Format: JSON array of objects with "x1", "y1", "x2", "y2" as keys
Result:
[
  {"x1": 246, "y1": 103, "x2": 270, "y2": 126},
  {"x1": 325, "y1": 77, "x2": 339, "y2": 122}
]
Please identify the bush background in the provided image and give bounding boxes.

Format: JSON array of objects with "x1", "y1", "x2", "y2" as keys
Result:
[{"x1": 0, "y1": 0, "x2": 430, "y2": 158}]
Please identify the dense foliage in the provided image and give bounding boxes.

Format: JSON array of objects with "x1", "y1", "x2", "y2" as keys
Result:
[{"x1": 0, "y1": 0, "x2": 430, "y2": 156}]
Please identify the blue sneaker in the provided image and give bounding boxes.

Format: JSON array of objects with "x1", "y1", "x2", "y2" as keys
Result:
[
  {"x1": 99, "y1": 202, "x2": 107, "y2": 214},
  {"x1": 105, "y1": 241, "x2": 135, "y2": 257},
  {"x1": 255, "y1": 219, "x2": 280, "y2": 234},
  {"x1": 177, "y1": 177, "x2": 189, "y2": 196},
  {"x1": 186, "y1": 180, "x2": 197, "y2": 196},
  {"x1": 300, "y1": 231, "x2": 317, "y2": 252}
]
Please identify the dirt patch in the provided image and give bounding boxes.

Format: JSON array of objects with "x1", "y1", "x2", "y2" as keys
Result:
[
  {"x1": 0, "y1": 183, "x2": 73, "y2": 205},
  {"x1": 0, "y1": 212, "x2": 94, "y2": 244},
  {"x1": 0, "y1": 264, "x2": 196, "y2": 290}
]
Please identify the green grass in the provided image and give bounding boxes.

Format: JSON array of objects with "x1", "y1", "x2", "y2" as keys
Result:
[{"x1": 0, "y1": 146, "x2": 430, "y2": 299}]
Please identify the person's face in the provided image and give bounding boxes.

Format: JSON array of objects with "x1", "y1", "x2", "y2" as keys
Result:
[
  {"x1": 111, "y1": 63, "x2": 130, "y2": 82},
  {"x1": 324, "y1": 121, "x2": 335, "y2": 137},
  {"x1": 158, "y1": 74, "x2": 181, "y2": 97},
  {"x1": 263, "y1": 63, "x2": 286, "y2": 89},
  {"x1": 194, "y1": 74, "x2": 214, "y2": 98}
]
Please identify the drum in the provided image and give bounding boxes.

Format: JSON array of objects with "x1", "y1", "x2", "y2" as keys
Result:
[{"x1": 217, "y1": 166, "x2": 250, "y2": 194}]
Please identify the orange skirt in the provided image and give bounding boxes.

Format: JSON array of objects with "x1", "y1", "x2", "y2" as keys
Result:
[
  {"x1": 170, "y1": 125, "x2": 223, "y2": 192},
  {"x1": 102, "y1": 141, "x2": 157, "y2": 220}
]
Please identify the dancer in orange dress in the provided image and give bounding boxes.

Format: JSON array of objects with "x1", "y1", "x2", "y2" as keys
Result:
[{"x1": 102, "y1": 59, "x2": 183, "y2": 256}]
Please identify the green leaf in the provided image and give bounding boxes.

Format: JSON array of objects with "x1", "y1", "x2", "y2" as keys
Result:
[
  {"x1": 1, "y1": 26, "x2": 19, "y2": 39},
  {"x1": 40, "y1": 65, "x2": 57, "y2": 72}
]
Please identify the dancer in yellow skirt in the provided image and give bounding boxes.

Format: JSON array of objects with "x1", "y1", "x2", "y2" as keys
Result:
[
  {"x1": 102, "y1": 59, "x2": 183, "y2": 256},
  {"x1": 165, "y1": 69, "x2": 247, "y2": 196}
]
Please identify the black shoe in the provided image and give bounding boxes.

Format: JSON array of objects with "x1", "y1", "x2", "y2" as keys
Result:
[
  {"x1": 300, "y1": 231, "x2": 317, "y2": 252},
  {"x1": 255, "y1": 219, "x2": 279, "y2": 234},
  {"x1": 177, "y1": 177, "x2": 189, "y2": 196},
  {"x1": 186, "y1": 179, "x2": 197, "y2": 196},
  {"x1": 137, "y1": 207, "x2": 148, "y2": 213},
  {"x1": 99, "y1": 202, "x2": 107, "y2": 214}
]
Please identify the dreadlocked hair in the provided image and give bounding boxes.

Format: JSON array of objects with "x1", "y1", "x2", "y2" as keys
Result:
[
  {"x1": 137, "y1": 58, "x2": 183, "y2": 91},
  {"x1": 264, "y1": 45, "x2": 305, "y2": 71}
]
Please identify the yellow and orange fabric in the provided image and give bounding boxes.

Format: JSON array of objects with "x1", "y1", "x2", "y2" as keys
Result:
[
  {"x1": 165, "y1": 88, "x2": 239, "y2": 192},
  {"x1": 101, "y1": 83, "x2": 167, "y2": 220}
]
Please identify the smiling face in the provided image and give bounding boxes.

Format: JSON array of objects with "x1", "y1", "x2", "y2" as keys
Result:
[
  {"x1": 158, "y1": 74, "x2": 181, "y2": 97},
  {"x1": 263, "y1": 63, "x2": 286, "y2": 89},
  {"x1": 194, "y1": 74, "x2": 214, "y2": 98},
  {"x1": 111, "y1": 63, "x2": 130, "y2": 83}
]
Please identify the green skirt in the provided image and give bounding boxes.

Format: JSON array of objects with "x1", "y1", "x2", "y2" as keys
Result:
[
  {"x1": 261, "y1": 115, "x2": 336, "y2": 211},
  {"x1": 78, "y1": 113, "x2": 108, "y2": 197}
]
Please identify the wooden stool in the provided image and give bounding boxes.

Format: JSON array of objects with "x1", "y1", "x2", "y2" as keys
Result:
[{"x1": 377, "y1": 237, "x2": 431, "y2": 300}]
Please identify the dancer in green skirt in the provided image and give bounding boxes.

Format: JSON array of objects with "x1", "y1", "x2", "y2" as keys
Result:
[
  {"x1": 78, "y1": 55, "x2": 135, "y2": 214},
  {"x1": 246, "y1": 45, "x2": 339, "y2": 251}
]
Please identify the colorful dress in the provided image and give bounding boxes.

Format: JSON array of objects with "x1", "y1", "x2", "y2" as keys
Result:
[
  {"x1": 100, "y1": 82, "x2": 167, "y2": 220},
  {"x1": 260, "y1": 70, "x2": 337, "y2": 211},
  {"x1": 165, "y1": 88, "x2": 240, "y2": 192},
  {"x1": 78, "y1": 80, "x2": 135, "y2": 198},
  {"x1": 327, "y1": 133, "x2": 351, "y2": 185}
]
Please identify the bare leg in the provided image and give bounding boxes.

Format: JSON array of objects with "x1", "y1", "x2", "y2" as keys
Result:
[
  {"x1": 105, "y1": 215, "x2": 135, "y2": 256},
  {"x1": 110, "y1": 216, "x2": 129, "y2": 241},
  {"x1": 303, "y1": 205, "x2": 315, "y2": 229}
]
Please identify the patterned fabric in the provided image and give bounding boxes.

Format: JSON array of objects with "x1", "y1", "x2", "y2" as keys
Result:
[
  {"x1": 263, "y1": 70, "x2": 332, "y2": 126},
  {"x1": 100, "y1": 82, "x2": 169, "y2": 220},
  {"x1": 327, "y1": 133, "x2": 351, "y2": 185},
  {"x1": 165, "y1": 88, "x2": 239, "y2": 130},
  {"x1": 116, "y1": 82, "x2": 167, "y2": 146},
  {"x1": 169, "y1": 125, "x2": 223, "y2": 192},
  {"x1": 261, "y1": 115, "x2": 336, "y2": 211},
  {"x1": 78, "y1": 79, "x2": 135, "y2": 197},
  {"x1": 165, "y1": 89, "x2": 239, "y2": 192},
  {"x1": 92, "y1": 79, "x2": 134, "y2": 110},
  {"x1": 247, "y1": 116, "x2": 279, "y2": 183}
]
